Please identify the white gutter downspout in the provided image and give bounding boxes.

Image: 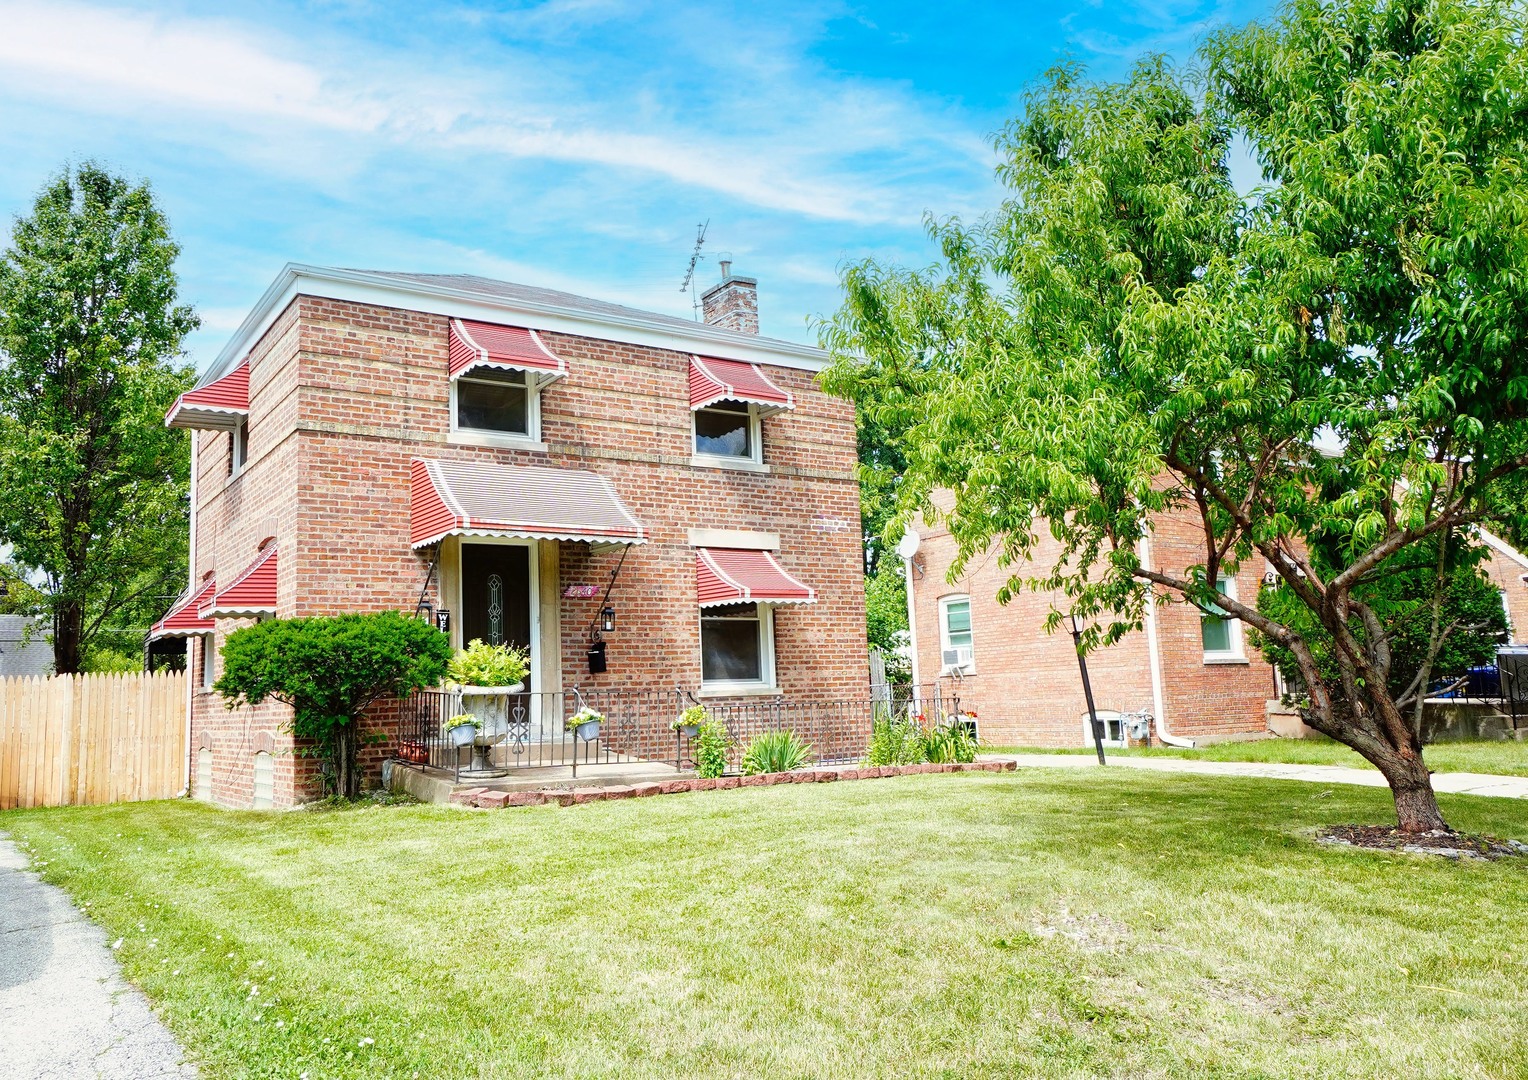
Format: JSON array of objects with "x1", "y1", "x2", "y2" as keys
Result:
[
  {"x1": 1138, "y1": 533, "x2": 1195, "y2": 748},
  {"x1": 179, "y1": 429, "x2": 198, "y2": 798},
  {"x1": 903, "y1": 554, "x2": 921, "y2": 691}
]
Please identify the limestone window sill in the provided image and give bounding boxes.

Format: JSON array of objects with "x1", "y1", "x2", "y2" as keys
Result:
[
  {"x1": 448, "y1": 430, "x2": 548, "y2": 452},
  {"x1": 696, "y1": 684, "x2": 783, "y2": 699},
  {"x1": 689, "y1": 454, "x2": 770, "y2": 475},
  {"x1": 1203, "y1": 655, "x2": 1250, "y2": 666}
]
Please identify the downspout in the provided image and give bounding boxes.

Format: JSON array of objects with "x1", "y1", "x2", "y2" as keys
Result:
[
  {"x1": 179, "y1": 429, "x2": 199, "y2": 797},
  {"x1": 1138, "y1": 533, "x2": 1194, "y2": 748},
  {"x1": 903, "y1": 553, "x2": 921, "y2": 692}
]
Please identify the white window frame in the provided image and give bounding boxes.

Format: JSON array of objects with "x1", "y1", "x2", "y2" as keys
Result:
[
  {"x1": 1200, "y1": 574, "x2": 1247, "y2": 663},
  {"x1": 938, "y1": 594, "x2": 976, "y2": 675},
  {"x1": 229, "y1": 418, "x2": 248, "y2": 478},
  {"x1": 199, "y1": 633, "x2": 217, "y2": 691},
  {"x1": 450, "y1": 369, "x2": 544, "y2": 448},
  {"x1": 691, "y1": 401, "x2": 764, "y2": 469},
  {"x1": 699, "y1": 602, "x2": 777, "y2": 694}
]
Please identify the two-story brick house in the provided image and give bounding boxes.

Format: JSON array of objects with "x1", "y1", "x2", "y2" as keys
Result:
[
  {"x1": 904, "y1": 490, "x2": 1528, "y2": 747},
  {"x1": 150, "y1": 264, "x2": 867, "y2": 807}
]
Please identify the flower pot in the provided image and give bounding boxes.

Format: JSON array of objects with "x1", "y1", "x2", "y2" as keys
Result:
[
  {"x1": 573, "y1": 719, "x2": 602, "y2": 743},
  {"x1": 447, "y1": 723, "x2": 478, "y2": 748},
  {"x1": 679, "y1": 724, "x2": 699, "y2": 739}
]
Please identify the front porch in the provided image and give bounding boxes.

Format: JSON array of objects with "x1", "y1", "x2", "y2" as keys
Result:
[{"x1": 390, "y1": 686, "x2": 909, "y2": 803}]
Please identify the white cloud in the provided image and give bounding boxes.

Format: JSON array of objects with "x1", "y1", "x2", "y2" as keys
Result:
[{"x1": 0, "y1": 0, "x2": 990, "y2": 225}]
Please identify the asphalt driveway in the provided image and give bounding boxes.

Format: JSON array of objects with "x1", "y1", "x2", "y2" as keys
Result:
[{"x1": 0, "y1": 833, "x2": 196, "y2": 1079}]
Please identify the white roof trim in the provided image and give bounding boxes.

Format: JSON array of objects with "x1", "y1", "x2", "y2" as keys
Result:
[
  {"x1": 198, "y1": 263, "x2": 829, "y2": 389},
  {"x1": 1478, "y1": 526, "x2": 1528, "y2": 571}
]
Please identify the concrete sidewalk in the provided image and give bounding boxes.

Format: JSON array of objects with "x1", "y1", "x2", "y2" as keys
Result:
[
  {"x1": 0, "y1": 834, "x2": 196, "y2": 1079},
  {"x1": 989, "y1": 753, "x2": 1528, "y2": 800}
]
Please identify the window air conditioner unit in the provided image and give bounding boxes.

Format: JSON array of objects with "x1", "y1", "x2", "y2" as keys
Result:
[{"x1": 941, "y1": 647, "x2": 973, "y2": 673}]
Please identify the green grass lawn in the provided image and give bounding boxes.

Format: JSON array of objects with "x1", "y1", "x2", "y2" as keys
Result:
[
  {"x1": 994, "y1": 737, "x2": 1528, "y2": 777},
  {"x1": 5, "y1": 772, "x2": 1528, "y2": 1079}
]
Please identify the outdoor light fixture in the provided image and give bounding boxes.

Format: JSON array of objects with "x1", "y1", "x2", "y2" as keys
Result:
[{"x1": 601, "y1": 606, "x2": 615, "y2": 633}]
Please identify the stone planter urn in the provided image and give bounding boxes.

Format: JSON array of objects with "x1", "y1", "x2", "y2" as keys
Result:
[{"x1": 458, "y1": 683, "x2": 524, "y2": 777}]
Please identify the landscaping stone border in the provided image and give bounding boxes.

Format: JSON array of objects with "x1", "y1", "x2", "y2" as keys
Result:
[{"x1": 447, "y1": 760, "x2": 1018, "y2": 809}]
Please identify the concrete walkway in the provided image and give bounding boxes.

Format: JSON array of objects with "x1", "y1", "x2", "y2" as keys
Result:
[
  {"x1": 0, "y1": 834, "x2": 196, "y2": 1079},
  {"x1": 989, "y1": 753, "x2": 1528, "y2": 800}
]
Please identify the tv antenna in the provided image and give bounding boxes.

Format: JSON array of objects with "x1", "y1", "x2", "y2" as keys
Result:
[{"x1": 679, "y1": 220, "x2": 709, "y2": 320}]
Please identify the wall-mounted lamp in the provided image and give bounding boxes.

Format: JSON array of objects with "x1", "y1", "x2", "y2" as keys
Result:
[{"x1": 601, "y1": 606, "x2": 615, "y2": 633}]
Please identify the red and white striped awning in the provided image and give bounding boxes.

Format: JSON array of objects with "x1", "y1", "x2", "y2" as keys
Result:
[
  {"x1": 448, "y1": 318, "x2": 567, "y2": 382},
  {"x1": 689, "y1": 356, "x2": 794, "y2": 416},
  {"x1": 200, "y1": 545, "x2": 278, "y2": 619},
  {"x1": 149, "y1": 579, "x2": 217, "y2": 640},
  {"x1": 695, "y1": 548, "x2": 816, "y2": 608},
  {"x1": 165, "y1": 361, "x2": 250, "y2": 431},
  {"x1": 410, "y1": 458, "x2": 647, "y2": 549}
]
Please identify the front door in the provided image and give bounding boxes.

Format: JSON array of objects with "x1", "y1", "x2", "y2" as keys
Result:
[{"x1": 460, "y1": 543, "x2": 533, "y2": 683}]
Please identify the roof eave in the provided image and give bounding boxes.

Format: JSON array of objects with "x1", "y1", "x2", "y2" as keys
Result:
[{"x1": 198, "y1": 263, "x2": 830, "y2": 390}]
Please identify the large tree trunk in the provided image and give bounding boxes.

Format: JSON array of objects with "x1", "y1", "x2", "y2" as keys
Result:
[
  {"x1": 1371, "y1": 746, "x2": 1449, "y2": 833},
  {"x1": 52, "y1": 599, "x2": 83, "y2": 674}
]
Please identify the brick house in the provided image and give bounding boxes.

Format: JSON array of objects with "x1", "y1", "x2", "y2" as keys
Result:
[
  {"x1": 150, "y1": 264, "x2": 867, "y2": 807},
  {"x1": 904, "y1": 491, "x2": 1528, "y2": 747}
]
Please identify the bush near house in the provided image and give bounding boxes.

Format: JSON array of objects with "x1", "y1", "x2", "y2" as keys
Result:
[
  {"x1": 215, "y1": 611, "x2": 451, "y2": 799},
  {"x1": 740, "y1": 729, "x2": 813, "y2": 774}
]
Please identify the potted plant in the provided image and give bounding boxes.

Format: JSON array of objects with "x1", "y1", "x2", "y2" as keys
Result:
[
  {"x1": 444, "y1": 713, "x2": 479, "y2": 748},
  {"x1": 446, "y1": 639, "x2": 530, "y2": 744},
  {"x1": 569, "y1": 706, "x2": 604, "y2": 742},
  {"x1": 670, "y1": 703, "x2": 706, "y2": 740}
]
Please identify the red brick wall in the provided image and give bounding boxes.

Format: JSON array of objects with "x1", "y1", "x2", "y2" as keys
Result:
[
  {"x1": 910, "y1": 497, "x2": 1272, "y2": 747},
  {"x1": 189, "y1": 295, "x2": 867, "y2": 806},
  {"x1": 1480, "y1": 538, "x2": 1528, "y2": 644}
]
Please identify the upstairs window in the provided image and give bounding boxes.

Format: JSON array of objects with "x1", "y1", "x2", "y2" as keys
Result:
[
  {"x1": 1200, "y1": 574, "x2": 1244, "y2": 661},
  {"x1": 939, "y1": 595, "x2": 975, "y2": 673},
  {"x1": 454, "y1": 369, "x2": 536, "y2": 439},
  {"x1": 228, "y1": 418, "x2": 248, "y2": 477},
  {"x1": 693, "y1": 401, "x2": 761, "y2": 463}
]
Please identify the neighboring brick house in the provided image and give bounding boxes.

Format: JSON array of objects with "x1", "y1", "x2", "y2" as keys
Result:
[
  {"x1": 150, "y1": 264, "x2": 866, "y2": 807},
  {"x1": 904, "y1": 490, "x2": 1528, "y2": 748}
]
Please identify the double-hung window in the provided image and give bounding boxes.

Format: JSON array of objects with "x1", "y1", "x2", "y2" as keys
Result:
[
  {"x1": 939, "y1": 595, "x2": 975, "y2": 674},
  {"x1": 454, "y1": 368, "x2": 537, "y2": 439},
  {"x1": 1200, "y1": 574, "x2": 1245, "y2": 662},
  {"x1": 692, "y1": 401, "x2": 761, "y2": 464},
  {"x1": 700, "y1": 602, "x2": 775, "y2": 690}
]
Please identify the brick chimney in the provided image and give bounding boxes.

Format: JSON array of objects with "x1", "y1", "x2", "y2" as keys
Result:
[{"x1": 700, "y1": 258, "x2": 758, "y2": 335}]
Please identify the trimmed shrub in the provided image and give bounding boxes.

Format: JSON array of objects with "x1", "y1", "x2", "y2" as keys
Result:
[{"x1": 216, "y1": 611, "x2": 451, "y2": 799}]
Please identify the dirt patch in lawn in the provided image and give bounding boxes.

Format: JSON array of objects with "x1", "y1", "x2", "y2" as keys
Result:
[{"x1": 1317, "y1": 825, "x2": 1528, "y2": 861}]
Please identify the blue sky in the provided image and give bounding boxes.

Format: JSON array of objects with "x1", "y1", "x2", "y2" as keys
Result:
[{"x1": 0, "y1": 0, "x2": 1273, "y2": 370}]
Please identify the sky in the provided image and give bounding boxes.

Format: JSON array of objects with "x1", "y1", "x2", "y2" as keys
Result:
[{"x1": 0, "y1": 0, "x2": 1274, "y2": 371}]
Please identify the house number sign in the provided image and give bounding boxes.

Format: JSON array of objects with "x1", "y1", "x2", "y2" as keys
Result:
[{"x1": 563, "y1": 585, "x2": 602, "y2": 598}]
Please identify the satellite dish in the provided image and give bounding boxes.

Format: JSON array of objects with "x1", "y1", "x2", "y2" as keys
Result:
[{"x1": 894, "y1": 529, "x2": 921, "y2": 560}]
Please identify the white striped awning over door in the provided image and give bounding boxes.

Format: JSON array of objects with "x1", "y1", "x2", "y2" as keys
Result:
[{"x1": 410, "y1": 458, "x2": 647, "y2": 548}]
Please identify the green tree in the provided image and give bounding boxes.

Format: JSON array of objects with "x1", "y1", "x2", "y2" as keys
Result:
[
  {"x1": 821, "y1": 0, "x2": 1528, "y2": 833},
  {"x1": 216, "y1": 611, "x2": 452, "y2": 800},
  {"x1": 865, "y1": 559, "x2": 911, "y2": 684},
  {"x1": 1255, "y1": 535, "x2": 1509, "y2": 726},
  {"x1": 0, "y1": 163, "x2": 197, "y2": 674}
]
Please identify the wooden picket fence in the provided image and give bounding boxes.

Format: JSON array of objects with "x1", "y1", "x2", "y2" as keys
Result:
[{"x1": 0, "y1": 670, "x2": 187, "y2": 810}]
